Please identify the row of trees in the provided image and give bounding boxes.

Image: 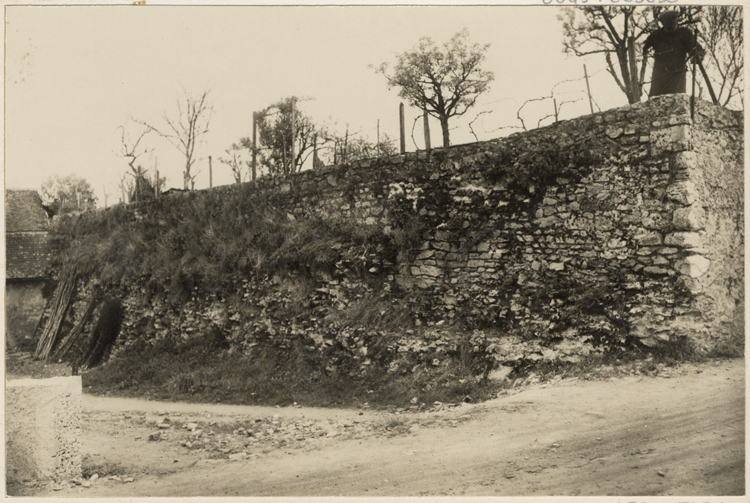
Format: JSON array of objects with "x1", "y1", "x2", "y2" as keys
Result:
[{"x1": 110, "y1": 27, "x2": 495, "y2": 193}]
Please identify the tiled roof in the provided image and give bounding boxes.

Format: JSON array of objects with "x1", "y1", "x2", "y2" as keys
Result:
[
  {"x1": 6, "y1": 232, "x2": 51, "y2": 279},
  {"x1": 6, "y1": 190, "x2": 51, "y2": 280},
  {"x1": 6, "y1": 190, "x2": 50, "y2": 232}
]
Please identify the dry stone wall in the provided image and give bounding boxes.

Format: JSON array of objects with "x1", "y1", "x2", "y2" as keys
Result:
[
  {"x1": 57, "y1": 95, "x2": 742, "y2": 366},
  {"x1": 234, "y1": 94, "x2": 742, "y2": 351}
]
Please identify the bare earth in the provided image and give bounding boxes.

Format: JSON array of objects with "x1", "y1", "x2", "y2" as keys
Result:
[{"x1": 13, "y1": 358, "x2": 745, "y2": 498}]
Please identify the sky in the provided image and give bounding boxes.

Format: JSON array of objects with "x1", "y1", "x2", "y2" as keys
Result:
[{"x1": 5, "y1": 3, "x2": 644, "y2": 204}]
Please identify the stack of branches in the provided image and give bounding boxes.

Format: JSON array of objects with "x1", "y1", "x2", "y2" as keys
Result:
[
  {"x1": 51, "y1": 295, "x2": 100, "y2": 362},
  {"x1": 34, "y1": 262, "x2": 78, "y2": 360}
]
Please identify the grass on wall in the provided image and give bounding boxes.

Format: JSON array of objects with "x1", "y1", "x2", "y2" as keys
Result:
[{"x1": 50, "y1": 186, "x2": 398, "y2": 294}]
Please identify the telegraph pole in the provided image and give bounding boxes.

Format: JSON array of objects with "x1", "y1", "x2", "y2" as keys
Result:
[{"x1": 209, "y1": 155, "x2": 213, "y2": 189}]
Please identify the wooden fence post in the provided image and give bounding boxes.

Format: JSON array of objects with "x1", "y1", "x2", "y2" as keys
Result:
[
  {"x1": 584, "y1": 64, "x2": 594, "y2": 114},
  {"x1": 376, "y1": 119, "x2": 380, "y2": 154},
  {"x1": 553, "y1": 98, "x2": 559, "y2": 123},
  {"x1": 252, "y1": 112, "x2": 257, "y2": 182},
  {"x1": 423, "y1": 112, "x2": 431, "y2": 152},
  {"x1": 399, "y1": 103, "x2": 405, "y2": 154},
  {"x1": 290, "y1": 97, "x2": 296, "y2": 172},
  {"x1": 343, "y1": 127, "x2": 349, "y2": 164},
  {"x1": 628, "y1": 37, "x2": 640, "y2": 103}
]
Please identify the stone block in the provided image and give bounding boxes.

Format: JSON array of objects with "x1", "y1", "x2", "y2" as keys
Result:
[
  {"x1": 419, "y1": 265, "x2": 442, "y2": 277},
  {"x1": 666, "y1": 180, "x2": 699, "y2": 205},
  {"x1": 606, "y1": 126, "x2": 624, "y2": 139},
  {"x1": 535, "y1": 216, "x2": 560, "y2": 228},
  {"x1": 672, "y1": 206, "x2": 706, "y2": 231},
  {"x1": 644, "y1": 266, "x2": 670, "y2": 275},
  {"x1": 6, "y1": 376, "x2": 82, "y2": 485},
  {"x1": 678, "y1": 255, "x2": 711, "y2": 278},
  {"x1": 416, "y1": 250, "x2": 435, "y2": 260},
  {"x1": 664, "y1": 232, "x2": 702, "y2": 248},
  {"x1": 671, "y1": 150, "x2": 698, "y2": 172},
  {"x1": 433, "y1": 241, "x2": 451, "y2": 252},
  {"x1": 650, "y1": 125, "x2": 691, "y2": 155},
  {"x1": 636, "y1": 231, "x2": 663, "y2": 246}
]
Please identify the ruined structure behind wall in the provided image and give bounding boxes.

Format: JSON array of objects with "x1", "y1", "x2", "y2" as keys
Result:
[{"x1": 54, "y1": 95, "x2": 744, "y2": 365}]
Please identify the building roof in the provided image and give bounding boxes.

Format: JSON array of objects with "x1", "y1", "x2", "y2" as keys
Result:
[
  {"x1": 6, "y1": 190, "x2": 50, "y2": 233},
  {"x1": 6, "y1": 233, "x2": 51, "y2": 280},
  {"x1": 6, "y1": 190, "x2": 51, "y2": 280}
]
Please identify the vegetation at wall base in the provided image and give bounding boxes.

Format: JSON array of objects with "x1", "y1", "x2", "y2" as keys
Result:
[
  {"x1": 78, "y1": 322, "x2": 736, "y2": 409},
  {"x1": 81, "y1": 331, "x2": 502, "y2": 408}
]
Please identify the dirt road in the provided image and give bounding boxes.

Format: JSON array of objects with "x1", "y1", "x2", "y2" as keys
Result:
[{"x1": 16, "y1": 358, "x2": 745, "y2": 497}]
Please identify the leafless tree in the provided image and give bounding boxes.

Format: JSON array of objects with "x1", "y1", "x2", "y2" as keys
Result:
[
  {"x1": 560, "y1": 6, "x2": 700, "y2": 104},
  {"x1": 138, "y1": 89, "x2": 213, "y2": 190},
  {"x1": 118, "y1": 124, "x2": 153, "y2": 202},
  {"x1": 218, "y1": 143, "x2": 247, "y2": 185},
  {"x1": 699, "y1": 6, "x2": 743, "y2": 108}
]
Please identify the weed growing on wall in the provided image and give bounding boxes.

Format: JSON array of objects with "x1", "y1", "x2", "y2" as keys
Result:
[{"x1": 485, "y1": 140, "x2": 602, "y2": 200}]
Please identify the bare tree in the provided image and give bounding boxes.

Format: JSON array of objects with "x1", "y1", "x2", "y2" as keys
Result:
[
  {"x1": 560, "y1": 6, "x2": 701, "y2": 104},
  {"x1": 699, "y1": 6, "x2": 743, "y2": 108},
  {"x1": 218, "y1": 143, "x2": 247, "y2": 185},
  {"x1": 374, "y1": 29, "x2": 494, "y2": 147},
  {"x1": 138, "y1": 89, "x2": 213, "y2": 190},
  {"x1": 118, "y1": 124, "x2": 153, "y2": 202}
]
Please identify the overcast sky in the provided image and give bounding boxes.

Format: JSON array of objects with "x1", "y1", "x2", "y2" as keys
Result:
[{"x1": 5, "y1": 3, "x2": 637, "y2": 203}]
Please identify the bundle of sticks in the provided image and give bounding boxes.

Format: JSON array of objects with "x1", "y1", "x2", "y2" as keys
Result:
[{"x1": 34, "y1": 263, "x2": 78, "y2": 360}]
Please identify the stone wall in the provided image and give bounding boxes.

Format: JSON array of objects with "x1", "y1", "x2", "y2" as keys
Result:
[
  {"x1": 217, "y1": 94, "x2": 741, "y2": 350},
  {"x1": 55, "y1": 95, "x2": 743, "y2": 363},
  {"x1": 6, "y1": 280, "x2": 51, "y2": 351}
]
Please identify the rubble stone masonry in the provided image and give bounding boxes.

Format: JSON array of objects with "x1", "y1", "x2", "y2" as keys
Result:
[
  {"x1": 62, "y1": 95, "x2": 743, "y2": 359},
  {"x1": 243, "y1": 94, "x2": 743, "y2": 350}
]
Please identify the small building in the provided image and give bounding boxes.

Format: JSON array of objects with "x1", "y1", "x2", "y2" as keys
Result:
[{"x1": 5, "y1": 190, "x2": 52, "y2": 350}]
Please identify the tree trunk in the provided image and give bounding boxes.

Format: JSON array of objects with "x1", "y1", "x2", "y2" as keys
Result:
[
  {"x1": 183, "y1": 161, "x2": 190, "y2": 190},
  {"x1": 627, "y1": 37, "x2": 641, "y2": 103},
  {"x1": 439, "y1": 116, "x2": 450, "y2": 147},
  {"x1": 616, "y1": 47, "x2": 638, "y2": 104}
]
